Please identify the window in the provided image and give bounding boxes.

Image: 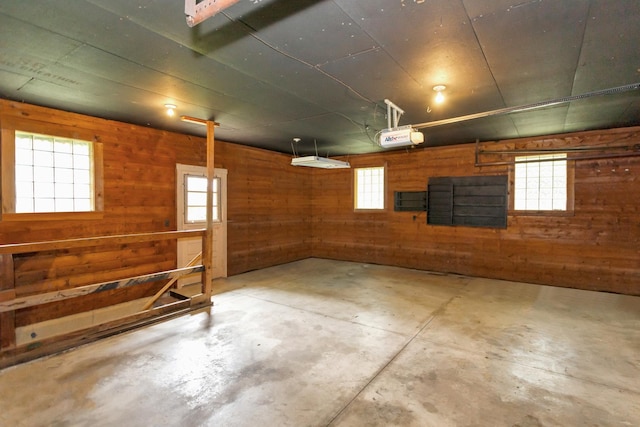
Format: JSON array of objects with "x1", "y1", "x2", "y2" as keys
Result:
[
  {"x1": 354, "y1": 166, "x2": 385, "y2": 210},
  {"x1": 184, "y1": 174, "x2": 221, "y2": 223},
  {"x1": 1, "y1": 128, "x2": 103, "y2": 220},
  {"x1": 514, "y1": 153, "x2": 567, "y2": 211},
  {"x1": 14, "y1": 131, "x2": 94, "y2": 213}
]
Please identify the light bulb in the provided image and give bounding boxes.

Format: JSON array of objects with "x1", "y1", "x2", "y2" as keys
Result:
[
  {"x1": 165, "y1": 103, "x2": 177, "y2": 117},
  {"x1": 433, "y1": 85, "x2": 446, "y2": 104}
]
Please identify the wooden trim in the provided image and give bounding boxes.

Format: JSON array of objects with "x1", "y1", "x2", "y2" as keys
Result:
[
  {"x1": 507, "y1": 157, "x2": 576, "y2": 216},
  {"x1": 0, "y1": 123, "x2": 105, "y2": 219},
  {"x1": 94, "y1": 141, "x2": 105, "y2": 212},
  {"x1": 0, "y1": 115, "x2": 99, "y2": 141},
  {"x1": 0, "y1": 265, "x2": 204, "y2": 313},
  {"x1": 202, "y1": 120, "x2": 216, "y2": 299},
  {"x1": 353, "y1": 164, "x2": 388, "y2": 212},
  {"x1": 0, "y1": 254, "x2": 16, "y2": 349},
  {"x1": 1, "y1": 211, "x2": 104, "y2": 222},
  {"x1": 1, "y1": 128, "x2": 16, "y2": 215},
  {"x1": 0, "y1": 229, "x2": 205, "y2": 255}
]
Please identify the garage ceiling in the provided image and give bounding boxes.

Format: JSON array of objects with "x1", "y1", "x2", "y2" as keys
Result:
[{"x1": 1, "y1": 0, "x2": 639, "y2": 156}]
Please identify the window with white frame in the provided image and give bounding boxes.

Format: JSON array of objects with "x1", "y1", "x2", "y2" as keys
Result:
[
  {"x1": 354, "y1": 166, "x2": 385, "y2": 210},
  {"x1": 14, "y1": 131, "x2": 94, "y2": 213},
  {"x1": 184, "y1": 174, "x2": 221, "y2": 223},
  {"x1": 514, "y1": 153, "x2": 567, "y2": 211}
]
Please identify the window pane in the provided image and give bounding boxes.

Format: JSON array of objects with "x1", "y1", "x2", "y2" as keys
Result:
[
  {"x1": 55, "y1": 183, "x2": 74, "y2": 197},
  {"x1": 56, "y1": 168, "x2": 74, "y2": 183},
  {"x1": 33, "y1": 150, "x2": 54, "y2": 167},
  {"x1": 16, "y1": 198, "x2": 34, "y2": 213},
  {"x1": 55, "y1": 139, "x2": 73, "y2": 153},
  {"x1": 187, "y1": 207, "x2": 207, "y2": 223},
  {"x1": 16, "y1": 181, "x2": 34, "y2": 198},
  {"x1": 33, "y1": 136, "x2": 53, "y2": 151},
  {"x1": 14, "y1": 131, "x2": 95, "y2": 214},
  {"x1": 74, "y1": 184, "x2": 91, "y2": 199},
  {"x1": 35, "y1": 198, "x2": 55, "y2": 212},
  {"x1": 187, "y1": 176, "x2": 207, "y2": 191},
  {"x1": 15, "y1": 135, "x2": 32, "y2": 150},
  {"x1": 16, "y1": 165, "x2": 34, "y2": 182},
  {"x1": 74, "y1": 169, "x2": 91, "y2": 184},
  {"x1": 73, "y1": 154, "x2": 91, "y2": 170},
  {"x1": 55, "y1": 152, "x2": 74, "y2": 168},
  {"x1": 16, "y1": 148, "x2": 33, "y2": 165},
  {"x1": 55, "y1": 198, "x2": 74, "y2": 212},
  {"x1": 355, "y1": 167, "x2": 384, "y2": 210},
  {"x1": 34, "y1": 166, "x2": 54, "y2": 182},
  {"x1": 75, "y1": 199, "x2": 92, "y2": 211},
  {"x1": 188, "y1": 192, "x2": 207, "y2": 206},
  {"x1": 73, "y1": 141, "x2": 90, "y2": 155},
  {"x1": 34, "y1": 182, "x2": 54, "y2": 198},
  {"x1": 514, "y1": 154, "x2": 567, "y2": 211}
]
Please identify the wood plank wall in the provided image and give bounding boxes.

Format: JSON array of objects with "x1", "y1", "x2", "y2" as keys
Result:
[
  {"x1": 1, "y1": 97, "x2": 637, "y2": 344},
  {"x1": 311, "y1": 127, "x2": 640, "y2": 296},
  {"x1": 0, "y1": 100, "x2": 311, "y2": 333},
  {"x1": 215, "y1": 142, "x2": 312, "y2": 276}
]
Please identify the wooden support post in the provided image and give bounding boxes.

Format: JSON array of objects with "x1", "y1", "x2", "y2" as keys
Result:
[
  {"x1": 0, "y1": 254, "x2": 16, "y2": 350},
  {"x1": 201, "y1": 119, "x2": 217, "y2": 301}
]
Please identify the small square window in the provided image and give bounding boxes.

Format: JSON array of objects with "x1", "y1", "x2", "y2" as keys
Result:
[{"x1": 514, "y1": 154, "x2": 567, "y2": 211}]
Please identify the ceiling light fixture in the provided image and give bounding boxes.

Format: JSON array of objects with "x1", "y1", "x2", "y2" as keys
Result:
[
  {"x1": 165, "y1": 103, "x2": 177, "y2": 117},
  {"x1": 291, "y1": 156, "x2": 351, "y2": 169},
  {"x1": 433, "y1": 85, "x2": 446, "y2": 104},
  {"x1": 290, "y1": 138, "x2": 350, "y2": 169}
]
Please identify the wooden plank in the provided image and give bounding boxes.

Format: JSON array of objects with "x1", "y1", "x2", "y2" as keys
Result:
[
  {"x1": 0, "y1": 255, "x2": 16, "y2": 349},
  {"x1": 202, "y1": 120, "x2": 216, "y2": 299},
  {"x1": 0, "y1": 265, "x2": 204, "y2": 313},
  {"x1": 0, "y1": 229, "x2": 204, "y2": 255},
  {"x1": 142, "y1": 252, "x2": 202, "y2": 311}
]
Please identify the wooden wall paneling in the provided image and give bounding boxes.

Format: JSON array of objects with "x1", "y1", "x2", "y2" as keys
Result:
[
  {"x1": 0, "y1": 254, "x2": 16, "y2": 349},
  {"x1": 312, "y1": 126, "x2": 640, "y2": 295},
  {"x1": 0, "y1": 99, "x2": 309, "y2": 357},
  {"x1": 223, "y1": 143, "x2": 312, "y2": 276},
  {"x1": 3, "y1": 96, "x2": 639, "y2": 353}
]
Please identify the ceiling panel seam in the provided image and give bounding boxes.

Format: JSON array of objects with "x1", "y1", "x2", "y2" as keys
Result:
[
  {"x1": 82, "y1": 1, "x2": 332, "y2": 124},
  {"x1": 462, "y1": 0, "x2": 518, "y2": 137},
  {"x1": 566, "y1": 1, "x2": 592, "y2": 132}
]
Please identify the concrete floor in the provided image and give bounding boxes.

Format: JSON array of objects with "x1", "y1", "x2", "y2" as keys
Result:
[{"x1": 0, "y1": 258, "x2": 638, "y2": 426}]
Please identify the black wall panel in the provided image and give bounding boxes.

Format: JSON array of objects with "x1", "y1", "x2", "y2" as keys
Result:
[{"x1": 427, "y1": 176, "x2": 507, "y2": 228}]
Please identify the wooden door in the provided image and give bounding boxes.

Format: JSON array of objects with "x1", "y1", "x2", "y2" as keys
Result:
[{"x1": 176, "y1": 164, "x2": 227, "y2": 287}]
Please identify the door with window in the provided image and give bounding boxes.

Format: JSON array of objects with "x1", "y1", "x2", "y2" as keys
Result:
[{"x1": 176, "y1": 164, "x2": 227, "y2": 287}]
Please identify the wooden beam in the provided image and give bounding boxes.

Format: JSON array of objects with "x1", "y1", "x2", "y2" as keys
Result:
[
  {"x1": 0, "y1": 265, "x2": 204, "y2": 313},
  {"x1": 141, "y1": 252, "x2": 203, "y2": 311},
  {"x1": 0, "y1": 229, "x2": 205, "y2": 255},
  {"x1": 0, "y1": 254, "x2": 16, "y2": 349},
  {"x1": 202, "y1": 119, "x2": 217, "y2": 300}
]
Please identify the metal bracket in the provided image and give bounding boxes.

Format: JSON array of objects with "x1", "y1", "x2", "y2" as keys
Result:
[{"x1": 384, "y1": 99, "x2": 405, "y2": 129}]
